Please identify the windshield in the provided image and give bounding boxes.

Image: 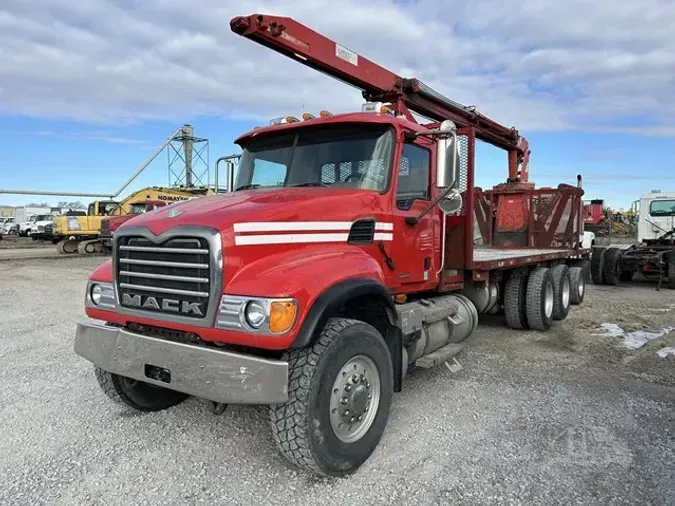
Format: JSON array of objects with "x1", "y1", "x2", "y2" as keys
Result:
[
  {"x1": 101, "y1": 202, "x2": 119, "y2": 215},
  {"x1": 34, "y1": 215, "x2": 51, "y2": 221},
  {"x1": 130, "y1": 203, "x2": 152, "y2": 214},
  {"x1": 649, "y1": 199, "x2": 675, "y2": 217},
  {"x1": 235, "y1": 125, "x2": 394, "y2": 192}
]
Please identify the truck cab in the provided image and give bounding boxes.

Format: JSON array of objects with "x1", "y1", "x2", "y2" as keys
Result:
[
  {"x1": 19, "y1": 214, "x2": 54, "y2": 237},
  {"x1": 1, "y1": 217, "x2": 16, "y2": 234},
  {"x1": 637, "y1": 192, "x2": 675, "y2": 244}
]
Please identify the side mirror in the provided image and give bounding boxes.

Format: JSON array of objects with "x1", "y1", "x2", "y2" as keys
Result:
[
  {"x1": 436, "y1": 121, "x2": 460, "y2": 189},
  {"x1": 436, "y1": 120, "x2": 462, "y2": 215},
  {"x1": 438, "y1": 189, "x2": 463, "y2": 215}
]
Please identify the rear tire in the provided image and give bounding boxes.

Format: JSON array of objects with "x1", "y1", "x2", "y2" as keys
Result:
[
  {"x1": 590, "y1": 247, "x2": 607, "y2": 285},
  {"x1": 619, "y1": 269, "x2": 634, "y2": 282},
  {"x1": 549, "y1": 264, "x2": 571, "y2": 320},
  {"x1": 269, "y1": 318, "x2": 393, "y2": 477},
  {"x1": 95, "y1": 367, "x2": 188, "y2": 411},
  {"x1": 603, "y1": 248, "x2": 622, "y2": 286},
  {"x1": 569, "y1": 266, "x2": 585, "y2": 305},
  {"x1": 526, "y1": 268, "x2": 555, "y2": 331},
  {"x1": 668, "y1": 251, "x2": 675, "y2": 290},
  {"x1": 504, "y1": 272, "x2": 529, "y2": 330}
]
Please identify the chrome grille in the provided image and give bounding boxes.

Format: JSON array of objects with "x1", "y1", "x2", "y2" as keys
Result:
[{"x1": 116, "y1": 236, "x2": 211, "y2": 320}]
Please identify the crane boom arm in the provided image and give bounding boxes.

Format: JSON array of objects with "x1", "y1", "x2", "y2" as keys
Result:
[{"x1": 230, "y1": 13, "x2": 530, "y2": 180}]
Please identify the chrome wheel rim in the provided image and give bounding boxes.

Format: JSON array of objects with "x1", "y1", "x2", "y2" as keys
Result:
[
  {"x1": 544, "y1": 282, "x2": 554, "y2": 318},
  {"x1": 562, "y1": 276, "x2": 571, "y2": 308},
  {"x1": 329, "y1": 355, "x2": 381, "y2": 443},
  {"x1": 578, "y1": 275, "x2": 585, "y2": 298}
]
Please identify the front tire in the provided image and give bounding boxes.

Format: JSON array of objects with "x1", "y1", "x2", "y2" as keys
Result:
[
  {"x1": 269, "y1": 318, "x2": 393, "y2": 476},
  {"x1": 95, "y1": 367, "x2": 188, "y2": 412}
]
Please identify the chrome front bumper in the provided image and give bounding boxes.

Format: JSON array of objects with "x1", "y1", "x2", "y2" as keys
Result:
[{"x1": 74, "y1": 322, "x2": 289, "y2": 404}]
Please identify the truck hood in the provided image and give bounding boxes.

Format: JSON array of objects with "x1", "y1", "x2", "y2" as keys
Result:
[
  {"x1": 119, "y1": 187, "x2": 387, "y2": 239},
  {"x1": 22, "y1": 219, "x2": 52, "y2": 227}
]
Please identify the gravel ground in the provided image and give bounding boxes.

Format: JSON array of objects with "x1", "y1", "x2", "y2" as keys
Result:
[
  {"x1": 1, "y1": 257, "x2": 674, "y2": 505},
  {"x1": 0, "y1": 236, "x2": 52, "y2": 250}
]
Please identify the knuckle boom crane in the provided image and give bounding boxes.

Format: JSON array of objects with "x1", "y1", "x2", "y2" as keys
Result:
[{"x1": 230, "y1": 13, "x2": 531, "y2": 181}]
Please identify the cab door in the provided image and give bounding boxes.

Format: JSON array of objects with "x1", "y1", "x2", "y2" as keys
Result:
[{"x1": 389, "y1": 140, "x2": 440, "y2": 291}]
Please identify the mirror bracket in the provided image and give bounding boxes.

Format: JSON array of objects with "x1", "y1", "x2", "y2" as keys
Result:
[{"x1": 404, "y1": 184, "x2": 459, "y2": 226}]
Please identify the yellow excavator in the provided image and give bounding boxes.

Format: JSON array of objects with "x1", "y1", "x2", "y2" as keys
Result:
[{"x1": 51, "y1": 186, "x2": 213, "y2": 254}]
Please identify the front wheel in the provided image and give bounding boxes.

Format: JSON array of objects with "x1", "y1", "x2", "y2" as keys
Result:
[
  {"x1": 95, "y1": 367, "x2": 188, "y2": 411},
  {"x1": 269, "y1": 318, "x2": 393, "y2": 476}
]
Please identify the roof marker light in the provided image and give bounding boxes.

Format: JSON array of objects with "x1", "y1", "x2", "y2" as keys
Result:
[
  {"x1": 302, "y1": 113, "x2": 316, "y2": 120},
  {"x1": 319, "y1": 110, "x2": 332, "y2": 117},
  {"x1": 362, "y1": 102, "x2": 394, "y2": 115},
  {"x1": 269, "y1": 116, "x2": 300, "y2": 125},
  {"x1": 362, "y1": 102, "x2": 383, "y2": 113}
]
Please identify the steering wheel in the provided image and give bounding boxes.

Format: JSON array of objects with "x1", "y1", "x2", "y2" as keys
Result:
[{"x1": 343, "y1": 173, "x2": 363, "y2": 183}]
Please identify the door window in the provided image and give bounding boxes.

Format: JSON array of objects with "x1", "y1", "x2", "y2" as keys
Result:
[{"x1": 397, "y1": 143, "x2": 430, "y2": 210}]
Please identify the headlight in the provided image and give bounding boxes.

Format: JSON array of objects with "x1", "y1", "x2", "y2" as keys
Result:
[
  {"x1": 217, "y1": 296, "x2": 298, "y2": 334},
  {"x1": 244, "y1": 300, "x2": 266, "y2": 328},
  {"x1": 90, "y1": 284, "x2": 103, "y2": 305}
]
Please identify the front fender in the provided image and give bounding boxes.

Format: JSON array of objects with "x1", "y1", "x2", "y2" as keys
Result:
[
  {"x1": 225, "y1": 246, "x2": 388, "y2": 336},
  {"x1": 226, "y1": 246, "x2": 386, "y2": 298},
  {"x1": 89, "y1": 258, "x2": 113, "y2": 282}
]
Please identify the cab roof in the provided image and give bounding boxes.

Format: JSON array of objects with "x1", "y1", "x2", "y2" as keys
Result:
[{"x1": 234, "y1": 111, "x2": 431, "y2": 147}]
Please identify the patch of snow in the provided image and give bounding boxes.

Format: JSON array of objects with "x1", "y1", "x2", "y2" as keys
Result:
[
  {"x1": 657, "y1": 347, "x2": 675, "y2": 358},
  {"x1": 593, "y1": 323, "x2": 675, "y2": 349}
]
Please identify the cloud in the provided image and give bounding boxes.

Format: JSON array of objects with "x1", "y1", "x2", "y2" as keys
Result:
[
  {"x1": 6, "y1": 128, "x2": 149, "y2": 145},
  {"x1": 0, "y1": 0, "x2": 674, "y2": 135}
]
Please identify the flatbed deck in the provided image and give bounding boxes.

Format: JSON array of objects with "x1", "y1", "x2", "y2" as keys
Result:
[{"x1": 472, "y1": 247, "x2": 587, "y2": 270}]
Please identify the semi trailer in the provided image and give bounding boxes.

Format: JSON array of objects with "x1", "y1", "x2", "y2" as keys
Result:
[{"x1": 73, "y1": 13, "x2": 591, "y2": 477}]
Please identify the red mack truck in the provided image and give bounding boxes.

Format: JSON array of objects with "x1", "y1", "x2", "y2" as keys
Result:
[{"x1": 74, "y1": 14, "x2": 591, "y2": 476}]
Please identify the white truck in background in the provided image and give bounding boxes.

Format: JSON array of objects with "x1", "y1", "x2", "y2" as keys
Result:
[
  {"x1": 590, "y1": 191, "x2": 675, "y2": 288},
  {"x1": 18, "y1": 214, "x2": 55, "y2": 238},
  {"x1": 1, "y1": 217, "x2": 17, "y2": 235}
]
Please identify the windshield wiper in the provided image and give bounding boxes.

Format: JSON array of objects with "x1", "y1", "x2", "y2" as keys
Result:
[
  {"x1": 235, "y1": 183, "x2": 261, "y2": 191},
  {"x1": 289, "y1": 182, "x2": 329, "y2": 187}
]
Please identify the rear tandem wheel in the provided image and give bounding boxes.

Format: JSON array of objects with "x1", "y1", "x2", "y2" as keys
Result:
[
  {"x1": 504, "y1": 272, "x2": 529, "y2": 330},
  {"x1": 549, "y1": 264, "x2": 571, "y2": 320},
  {"x1": 590, "y1": 246, "x2": 607, "y2": 285},
  {"x1": 602, "y1": 248, "x2": 623, "y2": 286},
  {"x1": 525, "y1": 267, "x2": 555, "y2": 331},
  {"x1": 569, "y1": 266, "x2": 586, "y2": 305}
]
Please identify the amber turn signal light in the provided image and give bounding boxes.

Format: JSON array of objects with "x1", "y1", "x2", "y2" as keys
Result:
[{"x1": 269, "y1": 300, "x2": 298, "y2": 334}]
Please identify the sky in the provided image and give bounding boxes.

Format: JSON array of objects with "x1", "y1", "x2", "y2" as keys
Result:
[{"x1": 1, "y1": 0, "x2": 675, "y2": 210}]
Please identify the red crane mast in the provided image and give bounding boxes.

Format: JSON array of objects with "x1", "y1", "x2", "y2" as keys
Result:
[{"x1": 230, "y1": 13, "x2": 531, "y2": 181}]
